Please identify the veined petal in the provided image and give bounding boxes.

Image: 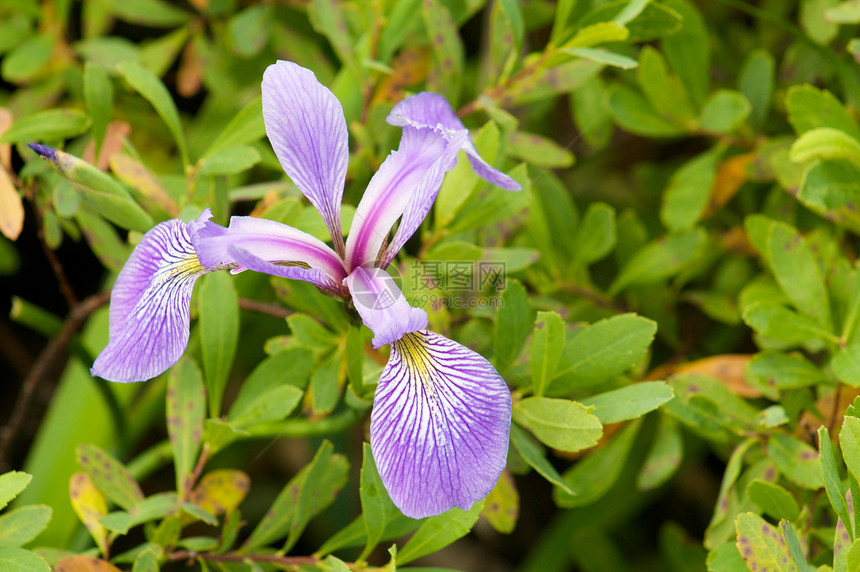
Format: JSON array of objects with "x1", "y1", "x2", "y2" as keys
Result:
[
  {"x1": 345, "y1": 266, "x2": 427, "y2": 348},
  {"x1": 388, "y1": 92, "x2": 521, "y2": 191},
  {"x1": 370, "y1": 330, "x2": 512, "y2": 519},
  {"x1": 262, "y1": 61, "x2": 348, "y2": 252},
  {"x1": 377, "y1": 126, "x2": 468, "y2": 269},
  {"x1": 195, "y1": 216, "x2": 348, "y2": 294},
  {"x1": 344, "y1": 125, "x2": 463, "y2": 270},
  {"x1": 92, "y1": 215, "x2": 211, "y2": 383}
]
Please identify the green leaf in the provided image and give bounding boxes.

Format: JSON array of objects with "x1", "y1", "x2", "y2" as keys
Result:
[
  {"x1": 513, "y1": 397, "x2": 603, "y2": 453},
  {"x1": 551, "y1": 314, "x2": 657, "y2": 393},
  {"x1": 744, "y1": 215, "x2": 832, "y2": 329},
  {"x1": 608, "y1": 228, "x2": 706, "y2": 295},
  {"x1": 787, "y1": 85, "x2": 860, "y2": 142},
  {"x1": 699, "y1": 90, "x2": 751, "y2": 134},
  {"x1": 108, "y1": 0, "x2": 192, "y2": 26},
  {"x1": 661, "y1": 149, "x2": 720, "y2": 232},
  {"x1": 197, "y1": 145, "x2": 260, "y2": 177},
  {"x1": 509, "y1": 424, "x2": 574, "y2": 494},
  {"x1": 228, "y1": 384, "x2": 303, "y2": 428},
  {"x1": 531, "y1": 311, "x2": 566, "y2": 396},
  {"x1": 228, "y1": 5, "x2": 272, "y2": 58},
  {"x1": 505, "y1": 131, "x2": 574, "y2": 168},
  {"x1": 833, "y1": 343, "x2": 860, "y2": 387},
  {"x1": 2, "y1": 109, "x2": 90, "y2": 144},
  {"x1": 660, "y1": 0, "x2": 710, "y2": 108},
  {"x1": 746, "y1": 351, "x2": 828, "y2": 396},
  {"x1": 309, "y1": 350, "x2": 343, "y2": 416},
  {"x1": 132, "y1": 547, "x2": 160, "y2": 572},
  {"x1": 779, "y1": 520, "x2": 809, "y2": 572},
  {"x1": 359, "y1": 443, "x2": 395, "y2": 559},
  {"x1": 606, "y1": 84, "x2": 686, "y2": 137},
  {"x1": 563, "y1": 21, "x2": 629, "y2": 48},
  {"x1": 75, "y1": 444, "x2": 144, "y2": 510},
  {"x1": 167, "y1": 357, "x2": 206, "y2": 497},
  {"x1": 742, "y1": 303, "x2": 838, "y2": 346},
  {"x1": 579, "y1": 381, "x2": 674, "y2": 424},
  {"x1": 637, "y1": 415, "x2": 683, "y2": 490},
  {"x1": 116, "y1": 60, "x2": 188, "y2": 168},
  {"x1": 554, "y1": 420, "x2": 640, "y2": 508},
  {"x1": 826, "y1": 0, "x2": 860, "y2": 23},
  {"x1": 738, "y1": 50, "x2": 775, "y2": 130},
  {"x1": 308, "y1": 0, "x2": 361, "y2": 80},
  {"x1": 1, "y1": 33, "x2": 54, "y2": 83},
  {"x1": 422, "y1": 0, "x2": 464, "y2": 103},
  {"x1": 0, "y1": 505, "x2": 52, "y2": 546},
  {"x1": 790, "y1": 127, "x2": 860, "y2": 168},
  {"x1": 244, "y1": 441, "x2": 348, "y2": 550},
  {"x1": 198, "y1": 271, "x2": 239, "y2": 417},
  {"x1": 798, "y1": 159, "x2": 860, "y2": 234},
  {"x1": 746, "y1": 480, "x2": 800, "y2": 521},
  {"x1": 0, "y1": 546, "x2": 49, "y2": 572},
  {"x1": 841, "y1": 416, "x2": 860, "y2": 483},
  {"x1": 83, "y1": 62, "x2": 113, "y2": 157},
  {"x1": 571, "y1": 202, "x2": 616, "y2": 265},
  {"x1": 735, "y1": 512, "x2": 794, "y2": 572},
  {"x1": 0, "y1": 472, "x2": 32, "y2": 510},
  {"x1": 204, "y1": 96, "x2": 265, "y2": 158},
  {"x1": 493, "y1": 279, "x2": 531, "y2": 375},
  {"x1": 637, "y1": 45, "x2": 697, "y2": 126},
  {"x1": 397, "y1": 501, "x2": 484, "y2": 565},
  {"x1": 564, "y1": 47, "x2": 638, "y2": 69},
  {"x1": 818, "y1": 426, "x2": 852, "y2": 539},
  {"x1": 768, "y1": 433, "x2": 823, "y2": 489}
]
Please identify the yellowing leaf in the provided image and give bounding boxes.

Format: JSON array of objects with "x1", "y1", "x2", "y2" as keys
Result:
[
  {"x1": 69, "y1": 472, "x2": 108, "y2": 556},
  {"x1": 54, "y1": 555, "x2": 122, "y2": 572},
  {"x1": 189, "y1": 469, "x2": 250, "y2": 517},
  {"x1": 109, "y1": 153, "x2": 178, "y2": 216},
  {"x1": 706, "y1": 152, "x2": 756, "y2": 216},
  {"x1": 481, "y1": 470, "x2": 518, "y2": 534},
  {"x1": 0, "y1": 167, "x2": 23, "y2": 240}
]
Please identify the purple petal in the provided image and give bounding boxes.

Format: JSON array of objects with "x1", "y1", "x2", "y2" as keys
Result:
[
  {"x1": 92, "y1": 215, "x2": 211, "y2": 383},
  {"x1": 262, "y1": 61, "x2": 348, "y2": 252},
  {"x1": 388, "y1": 92, "x2": 521, "y2": 191},
  {"x1": 345, "y1": 266, "x2": 427, "y2": 348},
  {"x1": 195, "y1": 216, "x2": 348, "y2": 294},
  {"x1": 344, "y1": 125, "x2": 464, "y2": 270},
  {"x1": 370, "y1": 330, "x2": 512, "y2": 518}
]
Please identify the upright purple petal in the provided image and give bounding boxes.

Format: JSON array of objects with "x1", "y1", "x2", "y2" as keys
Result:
[
  {"x1": 370, "y1": 330, "x2": 511, "y2": 519},
  {"x1": 263, "y1": 61, "x2": 348, "y2": 253},
  {"x1": 92, "y1": 215, "x2": 211, "y2": 383},
  {"x1": 345, "y1": 266, "x2": 427, "y2": 348},
  {"x1": 344, "y1": 125, "x2": 463, "y2": 270},
  {"x1": 195, "y1": 216, "x2": 348, "y2": 295},
  {"x1": 388, "y1": 92, "x2": 521, "y2": 191}
]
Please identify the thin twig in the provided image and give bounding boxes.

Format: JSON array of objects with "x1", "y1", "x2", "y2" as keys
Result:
[
  {"x1": 238, "y1": 298, "x2": 293, "y2": 320},
  {"x1": 0, "y1": 291, "x2": 110, "y2": 467}
]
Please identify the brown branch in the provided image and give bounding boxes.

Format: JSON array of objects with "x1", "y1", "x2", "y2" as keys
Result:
[
  {"x1": 238, "y1": 298, "x2": 293, "y2": 320},
  {"x1": 0, "y1": 291, "x2": 110, "y2": 467}
]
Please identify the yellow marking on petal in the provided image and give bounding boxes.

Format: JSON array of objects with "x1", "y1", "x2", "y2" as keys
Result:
[{"x1": 395, "y1": 332, "x2": 434, "y2": 377}]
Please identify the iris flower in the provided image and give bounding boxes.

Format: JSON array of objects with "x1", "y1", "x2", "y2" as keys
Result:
[{"x1": 83, "y1": 61, "x2": 520, "y2": 518}]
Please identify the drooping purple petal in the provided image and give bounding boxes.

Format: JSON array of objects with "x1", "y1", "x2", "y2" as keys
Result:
[
  {"x1": 344, "y1": 124, "x2": 464, "y2": 270},
  {"x1": 370, "y1": 330, "x2": 511, "y2": 519},
  {"x1": 92, "y1": 214, "x2": 212, "y2": 383},
  {"x1": 262, "y1": 61, "x2": 348, "y2": 253},
  {"x1": 345, "y1": 266, "x2": 427, "y2": 348},
  {"x1": 195, "y1": 216, "x2": 348, "y2": 294},
  {"x1": 388, "y1": 92, "x2": 521, "y2": 191}
]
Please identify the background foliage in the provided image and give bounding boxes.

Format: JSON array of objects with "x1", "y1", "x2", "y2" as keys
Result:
[{"x1": 4, "y1": 0, "x2": 860, "y2": 570}]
